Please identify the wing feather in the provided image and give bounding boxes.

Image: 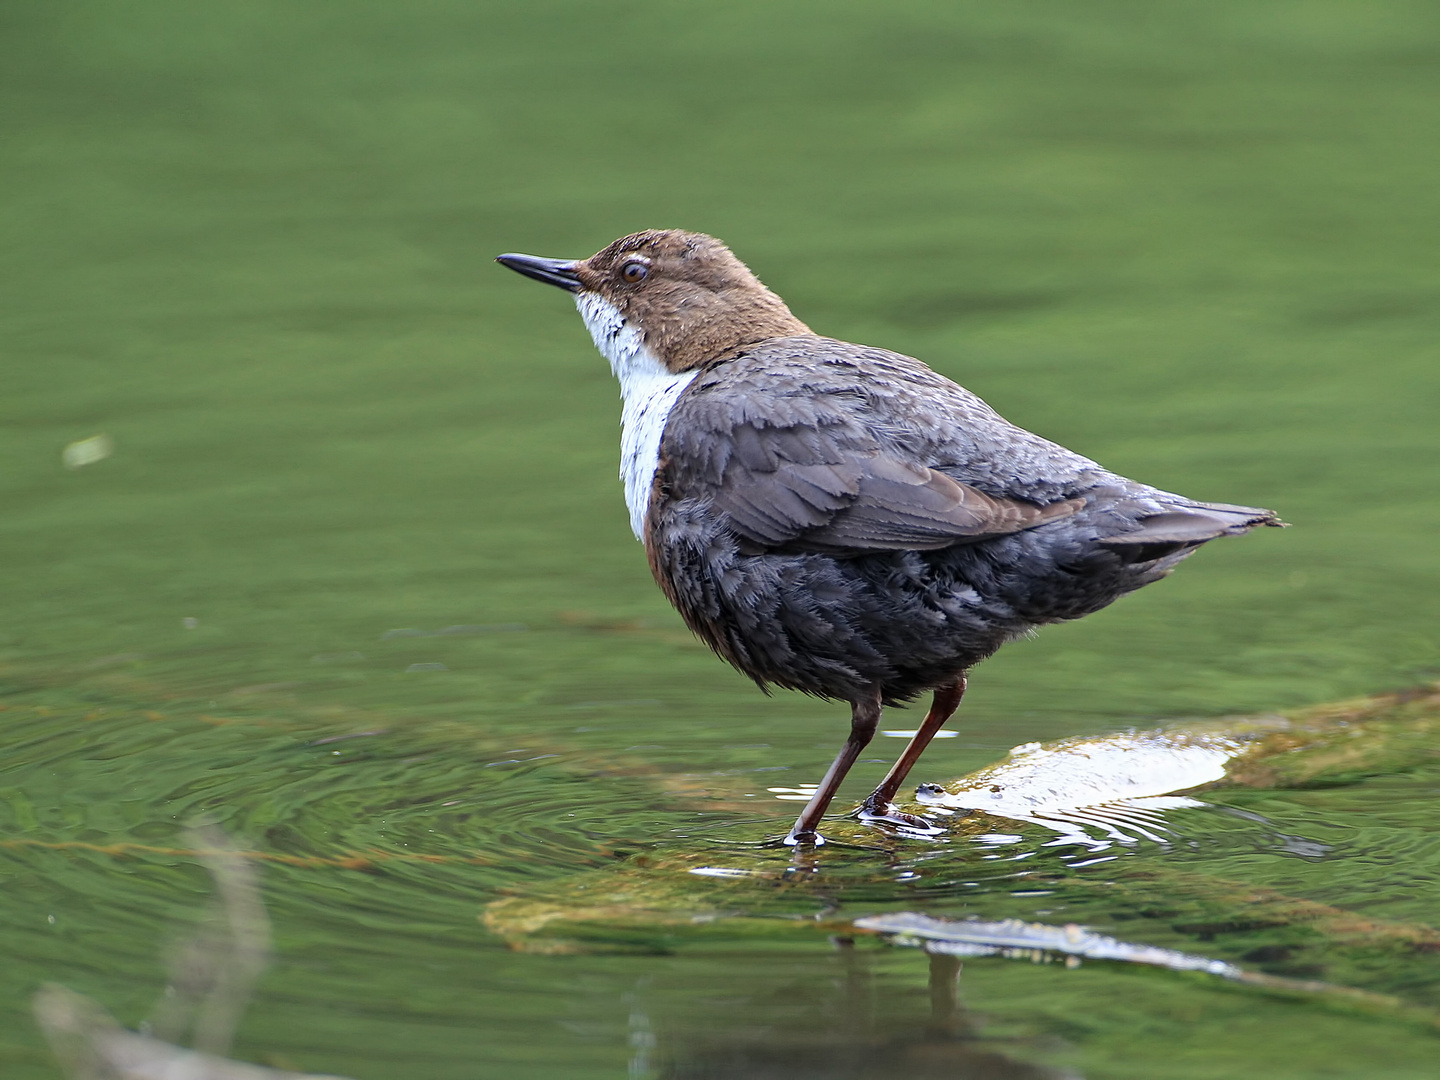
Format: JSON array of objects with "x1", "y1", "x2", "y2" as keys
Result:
[{"x1": 671, "y1": 417, "x2": 1080, "y2": 553}]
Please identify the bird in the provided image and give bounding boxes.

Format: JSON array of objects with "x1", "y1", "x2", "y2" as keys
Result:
[{"x1": 497, "y1": 229, "x2": 1283, "y2": 846}]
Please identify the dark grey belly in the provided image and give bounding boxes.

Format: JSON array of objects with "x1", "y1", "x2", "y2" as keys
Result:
[{"x1": 651, "y1": 503, "x2": 1185, "y2": 704}]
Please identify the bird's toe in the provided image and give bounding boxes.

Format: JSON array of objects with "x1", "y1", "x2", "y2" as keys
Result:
[{"x1": 855, "y1": 802, "x2": 946, "y2": 837}]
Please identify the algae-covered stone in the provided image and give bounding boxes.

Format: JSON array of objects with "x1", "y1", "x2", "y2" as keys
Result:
[
  {"x1": 480, "y1": 685, "x2": 1440, "y2": 1013},
  {"x1": 1220, "y1": 685, "x2": 1440, "y2": 789}
]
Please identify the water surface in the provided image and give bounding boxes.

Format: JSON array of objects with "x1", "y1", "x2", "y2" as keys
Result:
[{"x1": 3, "y1": 3, "x2": 1439, "y2": 1077}]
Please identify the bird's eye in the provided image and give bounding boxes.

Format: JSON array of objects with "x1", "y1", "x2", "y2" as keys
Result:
[{"x1": 620, "y1": 261, "x2": 648, "y2": 283}]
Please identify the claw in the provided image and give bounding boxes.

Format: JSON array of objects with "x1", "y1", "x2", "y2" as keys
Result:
[{"x1": 855, "y1": 801, "x2": 946, "y2": 837}]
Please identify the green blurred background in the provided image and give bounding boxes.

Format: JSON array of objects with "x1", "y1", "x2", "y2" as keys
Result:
[
  {"x1": 2, "y1": 2, "x2": 1439, "y2": 1077},
  {"x1": 6, "y1": 0, "x2": 1438, "y2": 717}
]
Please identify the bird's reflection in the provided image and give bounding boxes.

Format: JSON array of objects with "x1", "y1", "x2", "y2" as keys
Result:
[{"x1": 652, "y1": 940, "x2": 1079, "y2": 1080}]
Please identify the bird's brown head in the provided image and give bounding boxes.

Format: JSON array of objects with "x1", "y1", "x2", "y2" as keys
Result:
[{"x1": 497, "y1": 229, "x2": 811, "y2": 372}]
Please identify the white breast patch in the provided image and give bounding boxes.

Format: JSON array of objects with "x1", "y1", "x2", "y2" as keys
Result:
[{"x1": 574, "y1": 293, "x2": 698, "y2": 541}]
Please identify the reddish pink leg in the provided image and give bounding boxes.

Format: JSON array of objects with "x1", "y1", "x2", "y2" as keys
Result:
[
  {"x1": 859, "y1": 675, "x2": 967, "y2": 825},
  {"x1": 784, "y1": 687, "x2": 883, "y2": 846}
]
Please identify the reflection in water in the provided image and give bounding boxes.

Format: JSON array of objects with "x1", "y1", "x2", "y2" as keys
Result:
[
  {"x1": 853, "y1": 912, "x2": 1410, "y2": 1015},
  {"x1": 31, "y1": 832, "x2": 1082, "y2": 1080},
  {"x1": 1213, "y1": 806, "x2": 1333, "y2": 860},
  {"x1": 654, "y1": 943, "x2": 1078, "y2": 1080},
  {"x1": 11, "y1": 687, "x2": 1432, "y2": 1076},
  {"x1": 856, "y1": 913, "x2": 1241, "y2": 976},
  {"x1": 626, "y1": 986, "x2": 658, "y2": 1080}
]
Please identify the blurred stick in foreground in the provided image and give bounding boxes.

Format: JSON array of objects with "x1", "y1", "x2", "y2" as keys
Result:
[
  {"x1": 33, "y1": 825, "x2": 350, "y2": 1080},
  {"x1": 149, "y1": 825, "x2": 273, "y2": 1054}
]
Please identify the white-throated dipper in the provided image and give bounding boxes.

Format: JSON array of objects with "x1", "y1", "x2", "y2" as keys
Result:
[{"x1": 498, "y1": 230, "x2": 1284, "y2": 845}]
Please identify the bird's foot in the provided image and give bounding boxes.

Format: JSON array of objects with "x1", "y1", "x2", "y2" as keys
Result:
[
  {"x1": 767, "y1": 828, "x2": 889, "y2": 852},
  {"x1": 779, "y1": 829, "x2": 826, "y2": 848},
  {"x1": 854, "y1": 800, "x2": 946, "y2": 838}
]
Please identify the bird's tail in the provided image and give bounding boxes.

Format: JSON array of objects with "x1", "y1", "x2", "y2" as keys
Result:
[{"x1": 1098, "y1": 499, "x2": 1285, "y2": 563}]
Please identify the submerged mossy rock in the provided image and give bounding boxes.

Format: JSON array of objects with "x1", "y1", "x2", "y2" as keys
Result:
[
  {"x1": 928, "y1": 683, "x2": 1440, "y2": 825},
  {"x1": 482, "y1": 684, "x2": 1440, "y2": 1013},
  {"x1": 1218, "y1": 684, "x2": 1440, "y2": 789},
  {"x1": 483, "y1": 851, "x2": 859, "y2": 953}
]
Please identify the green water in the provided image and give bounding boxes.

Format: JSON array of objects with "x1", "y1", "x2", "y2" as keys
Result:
[{"x1": 3, "y1": 2, "x2": 1438, "y2": 1076}]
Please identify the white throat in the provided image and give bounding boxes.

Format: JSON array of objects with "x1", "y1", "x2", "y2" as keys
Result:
[{"x1": 575, "y1": 293, "x2": 698, "y2": 541}]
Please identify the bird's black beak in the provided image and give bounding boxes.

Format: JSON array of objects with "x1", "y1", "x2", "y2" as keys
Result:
[{"x1": 495, "y1": 252, "x2": 583, "y2": 292}]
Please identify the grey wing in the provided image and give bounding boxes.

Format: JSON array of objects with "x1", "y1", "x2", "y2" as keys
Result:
[{"x1": 665, "y1": 389, "x2": 1082, "y2": 554}]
